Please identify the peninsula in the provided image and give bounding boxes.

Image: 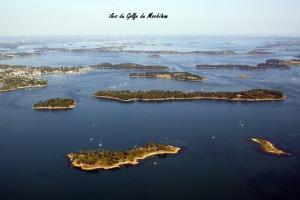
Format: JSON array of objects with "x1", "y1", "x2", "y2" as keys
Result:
[
  {"x1": 0, "y1": 63, "x2": 169, "y2": 76},
  {"x1": 67, "y1": 143, "x2": 180, "y2": 171},
  {"x1": 33, "y1": 98, "x2": 76, "y2": 110},
  {"x1": 251, "y1": 138, "x2": 291, "y2": 156},
  {"x1": 93, "y1": 89, "x2": 286, "y2": 102},
  {"x1": 0, "y1": 77, "x2": 47, "y2": 92},
  {"x1": 0, "y1": 63, "x2": 170, "y2": 92},
  {"x1": 129, "y1": 72, "x2": 205, "y2": 81}
]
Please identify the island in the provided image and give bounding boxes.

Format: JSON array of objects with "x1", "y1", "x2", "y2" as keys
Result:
[
  {"x1": 33, "y1": 98, "x2": 76, "y2": 110},
  {"x1": 67, "y1": 143, "x2": 180, "y2": 171},
  {"x1": 251, "y1": 138, "x2": 291, "y2": 156},
  {"x1": 196, "y1": 59, "x2": 291, "y2": 70},
  {"x1": 93, "y1": 89, "x2": 286, "y2": 102},
  {"x1": 129, "y1": 72, "x2": 205, "y2": 81},
  {"x1": 239, "y1": 74, "x2": 251, "y2": 79}
]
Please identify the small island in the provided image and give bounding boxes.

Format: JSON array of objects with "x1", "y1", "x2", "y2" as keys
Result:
[
  {"x1": 251, "y1": 138, "x2": 291, "y2": 156},
  {"x1": 33, "y1": 98, "x2": 76, "y2": 110},
  {"x1": 129, "y1": 72, "x2": 205, "y2": 81},
  {"x1": 93, "y1": 89, "x2": 286, "y2": 102},
  {"x1": 67, "y1": 143, "x2": 180, "y2": 171}
]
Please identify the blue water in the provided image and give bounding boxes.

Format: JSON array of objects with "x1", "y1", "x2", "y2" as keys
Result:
[{"x1": 0, "y1": 36, "x2": 300, "y2": 200}]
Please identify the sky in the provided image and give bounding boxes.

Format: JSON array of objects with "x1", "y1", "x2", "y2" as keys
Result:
[{"x1": 0, "y1": 0, "x2": 299, "y2": 36}]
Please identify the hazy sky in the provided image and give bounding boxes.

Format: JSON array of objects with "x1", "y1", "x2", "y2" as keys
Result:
[{"x1": 0, "y1": 0, "x2": 299, "y2": 36}]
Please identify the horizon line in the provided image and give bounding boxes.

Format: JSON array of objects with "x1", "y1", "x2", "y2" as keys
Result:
[{"x1": 1, "y1": 33, "x2": 300, "y2": 38}]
